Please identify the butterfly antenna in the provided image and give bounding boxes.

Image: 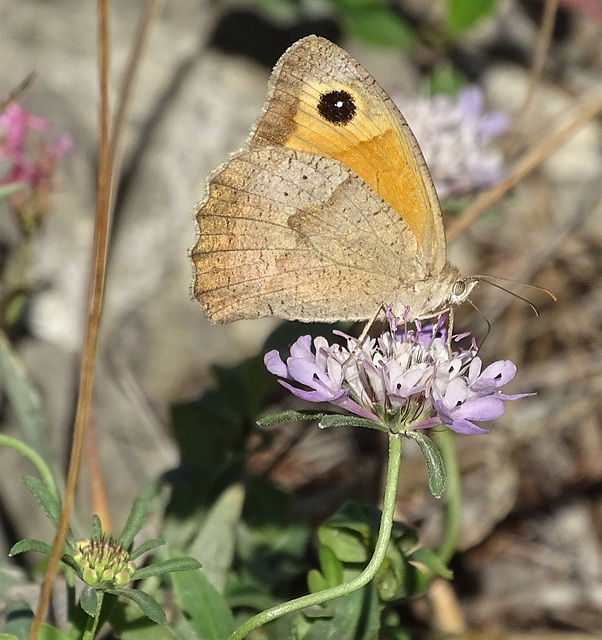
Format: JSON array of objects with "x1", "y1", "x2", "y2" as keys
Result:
[
  {"x1": 464, "y1": 298, "x2": 491, "y2": 348},
  {"x1": 476, "y1": 274, "x2": 557, "y2": 303},
  {"x1": 474, "y1": 276, "x2": 549, "y2": 317}
]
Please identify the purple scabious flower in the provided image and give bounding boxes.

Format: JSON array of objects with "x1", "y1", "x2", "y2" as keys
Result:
[
  {"x1": 264, "y1": 312, "x2": 531, "y2": 435},
  {"x1": 394, "y1": 85, "x2": 510, "y2": 199},
  {"x1": 0, "y1": 103, "x2": 73, "y2": 187}
]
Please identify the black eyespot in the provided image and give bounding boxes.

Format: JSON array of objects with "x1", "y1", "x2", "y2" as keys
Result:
[{"x1": 317, "y1": 90, "x2": 356, "y2": 125}]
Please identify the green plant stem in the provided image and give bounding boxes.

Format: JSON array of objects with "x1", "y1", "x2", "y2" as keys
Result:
[
  {"x1": 82, "y1": 591, "x2": 104, "y2": 640},
  {"x1": 0, "y1": 434, "x2": 60, "y2": 502},
  {"x1": 228, "y1": 433, "x2": 403, "y2": 640},
  {"x1": 432, "y1": 428, "x2": 461, "y2": 564}
]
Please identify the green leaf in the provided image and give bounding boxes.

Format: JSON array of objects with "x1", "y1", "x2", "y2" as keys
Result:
[
  {"x1": 171, "y1": 564, "x2": 235, "y2": 639},
  {"x1": 318, "y1": 545, "x2": 344, "y2": 588},
  {"x1": 118, "y1": 498, "x2": 148, "y2": 549},
  {"x1": 0, "y1": 182, "x2": 24, "y2": 200},
  {"x1": 302, "y1": 584, "x2": 381, "y2": 640},
  {"x1": 108, "y1": 599, "x2": 177, "y2": 640},
  {"x1": 91, "y1": 514, "x2": 103, "y2": 539},
  {"x1": 79, "y1": 585, "x2": 98, "y2": 617},
  {"x1": 129, "y1": 537, "x2": 165, "y2": 561},
  {"x1": 38, "y1": 624, "x2": 70, "y2": 640},
  {"x1": 0, "y1": 330, "x2": 51, "y2": 462},
  {"x1": 8, "y1": 540, "x2": 79, "y2": 574},
  {"x1": 428, "y1": 64, "x2": 467, "y2": 97},
  {"x1": 319, "y1": 414, "x2": 387, "y2": 432},
  {"x1": 3, "y1": 600, "x2": 33, "y2": 640},
  {"x1": 0, "y1": 635, "x2": 19, "y2": 640},
  {"x1": 188, "y1": 483, "x2": 243, "y2": 593},
  {"x1": 257, "y1": 410, "x2": 325, "y2": 426},
  {"x1": 307, "y1": 568, "x2": 329, "y2": 594},
  {"x1": 335, "y1": 0, "x2": 414, "y2": 48},
  {"x1": 9, "y1": 539, "x2": 52, "y2": 557},
  {"x1": 410, "y1": 547, "x2": 453, "y2": 580},
  {"x1": 22, "y1": 476, "x2": 60, "y2": 528},
  {"x1": 446, "y1": 0, "x2": 495, "y2": 33},
  {"x1": 318, "y1": 526, "x2": 368, "y2": 563},
  {"x1": 408, "y1": 431, "x2": 446, "y2": 498},
  {"x1": 133, "y1": 557, "x2": 200, "y2": 581},
  {"x1": 108, "y1": 588, "x2": 166, "y2": 625}
]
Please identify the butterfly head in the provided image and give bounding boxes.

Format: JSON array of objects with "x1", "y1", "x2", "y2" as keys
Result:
[{"x1": 449, "y1": 277, "x2": 478, "y2": 307}]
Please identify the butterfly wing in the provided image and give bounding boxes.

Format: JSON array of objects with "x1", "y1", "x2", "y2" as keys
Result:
[
  {"x1": 249, "y1": 35, "x2": 446, "y2": 272},
  {"x1": 193, "y1": 147, "x2": 454, "y2": 323}
]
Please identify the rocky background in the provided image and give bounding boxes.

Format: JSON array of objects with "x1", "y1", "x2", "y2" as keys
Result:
[{"x1": 0, "y1": 0, "x2": 601, "y2": 634}]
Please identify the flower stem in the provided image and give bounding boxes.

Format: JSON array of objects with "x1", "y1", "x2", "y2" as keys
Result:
[
  {"x1": 0, "y1": 434, "x2": 60, "y2": 502},
  {"x1": 227, "y1": 433, "x2": 403, "y2": 640},
  {"x1": 82, "y1": 590, "x2": 104, "y2": 640},
  {"x1": 433, "y1": 428, "x2": 461, "y2": 564}
]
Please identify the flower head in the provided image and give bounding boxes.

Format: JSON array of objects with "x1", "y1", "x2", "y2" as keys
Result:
[
  {"x1": 264, "y1": 312, "x2": 531, "y2": 435},
  {"x1": 395, "y1": 85, "x2": 509, "y2": 199},
  {"x1": 0, "y1": 102, "x2": 73, "y2": 232},
  {"x1": 74, "y1": 536, "x2": 136, "y2": 589}
]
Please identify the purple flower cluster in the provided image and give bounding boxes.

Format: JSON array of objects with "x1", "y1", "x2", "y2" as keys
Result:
[
  {"x1": 395, "y1": 86, "x2": 509, "y2": 199},
  {"x1": 0, "y1": 103, "x2": 72, "y2": 187},
  {"x1": 264, "y1": 314, "x2": 530, "y2": 435}
]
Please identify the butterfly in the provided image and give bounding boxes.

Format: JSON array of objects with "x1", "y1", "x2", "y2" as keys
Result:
[{"x1": 191, "y1": 35, "x2": 475, "y2": 323}]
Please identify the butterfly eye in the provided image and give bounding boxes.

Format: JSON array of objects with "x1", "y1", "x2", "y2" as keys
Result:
[
  {"x1": 452, "y1": 280, "x2": 467, "y2": 297},
  {"x1": 317, "y1": 90, "x2": 357, "y2": 125}
]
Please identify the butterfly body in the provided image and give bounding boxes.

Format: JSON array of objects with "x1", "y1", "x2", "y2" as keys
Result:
[{"x1": 192, "y1": 36, "x2": 474, "y2": 323}]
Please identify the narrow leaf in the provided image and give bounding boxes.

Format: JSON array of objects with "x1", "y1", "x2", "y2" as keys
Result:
[
  {"x1": 408, "y1": 431, "x2": 446, "y2": 498},
  {"x1": 9, "y1": 539, "x2": 52, "y2": 557},
  {"x1": 118, "y1": 498, "x2": 148, "y2": 549},
  {"x1": 410, "y1": 547, "x2": 453, "y2": 580},
  {"x1": 108, "y1": 588, "x2": 166, "y2": 625},
  {"x1": 21, "y1": 477, "x2": 68, "y2": 542},
  {"x1": 91, "y1": 514, "x2": 103, "y2": 539},
  {"x1": 79, "y1": 586, "x2": 98, "y2": 617},
  {"x1": 257, "y1": 410, "x2": 325, "y2": 426},
  {"x1": 108, "y1": 598, "x2": 177, "y2": 640},
  {"x1": 129, "y1": 537, "x2": 165, "y2": 561},
  {"x1": 133, "y1": 557, "x2": 200, "y2": 581},
  {"x1": 0, "y1": 329, "x2": 49, "y2": 460},
  {"x1": 319, "y1": 414, "x2": 387, "y2": 432},
  {"x1": 0, "y1": 182, "x2": 24, "y2": 199},
  {"x1": 188, "y1": 483, "x2": 243, "y2": 592}
]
